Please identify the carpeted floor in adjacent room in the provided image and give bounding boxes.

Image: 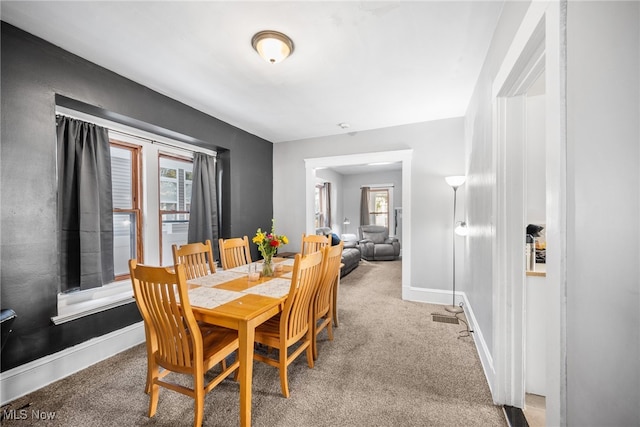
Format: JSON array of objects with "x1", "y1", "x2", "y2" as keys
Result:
[{"x1": 1, "y1": 259, "x2": 506, "y2": 427}]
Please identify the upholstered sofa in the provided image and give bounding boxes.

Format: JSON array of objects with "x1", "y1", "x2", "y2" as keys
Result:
[
  {"x1": 316, "y1": 227, "x2": 360, "y2": 277},
  {"x1": 358, "y1": 225, "x2": 400, "y2": 261}
]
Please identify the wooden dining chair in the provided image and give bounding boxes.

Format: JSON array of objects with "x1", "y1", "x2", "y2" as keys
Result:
[
  {"x1": 171, "y1": 240, "x2": 233, "y2": 385},
  {"x1": 129, "y1": 261, "x2": 240, "y2": 427},
  {"x1": 312, "y1": 242, "x2": 343, "y2": 360},
  {"x1": 253, "y1": 250, "x2": 324, "y2": 398},
  {"x1": 218, "y1": 236, "x2": 252, "y2": 270},
  {"x1": 172, "y1": 239, "x2": 216, "y2": 280},
  {"x1": 301, "y1": 233, "x2": 330, "y2": 256}
]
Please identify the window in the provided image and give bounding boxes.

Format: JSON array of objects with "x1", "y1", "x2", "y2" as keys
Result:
[
  {"x1": 314, "y1": 184, "x2": 324, "y2": 229},
  {"x1": 53, "y1": 107, "x2": 217, "y2": 324},
  {"x1": 159, "y1": 155, "x2": 193, "y2": 266},
  {"x1": 111, "y1": 141, "x2": 142, "y2": 279},
  {"x1": 314, "y1": 182, "x2": 331, "y2": 229},
  {"x1": 369, "y1": 188, "x2": 390, "y2": 228}
]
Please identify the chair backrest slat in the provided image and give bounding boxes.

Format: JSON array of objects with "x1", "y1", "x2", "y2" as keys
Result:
[
  {"x1": 130, "y1": 261, "x2": 200, "y2": 370},
  {"x1": 283, "y1": 251, "x2": 324, "y2": 341},
  {"x1": 301, "y1": 234, "x2": 330, "y2": 256},
  {"x1": 315, "y1": 242, "x2": 343, "y2": 317},
  {"x1": 172, "y1": 240, "x2": 216, "y2": 280},
  {"x1": 218, "y1": 236, "x2": 252, "y2": 270}
]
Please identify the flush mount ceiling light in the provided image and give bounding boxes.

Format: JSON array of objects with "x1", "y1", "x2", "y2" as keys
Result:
[{"x1": 251, "y1": 30, "x2": 294, "y2": 64}]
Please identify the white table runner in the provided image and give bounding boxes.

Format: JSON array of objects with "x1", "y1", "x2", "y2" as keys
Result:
[
  {"x1": 242, "y1": 278, "x2": 291, "y2": 298},
  {"x1": 188, "y1": 270, "x2": 245, "y2": 287},
  {"x1": 224, "y1": 262, "x2": 261, "y2": 274},
  {"x1": 186, "y1": 287, "x2": 241, "y2": 309}
]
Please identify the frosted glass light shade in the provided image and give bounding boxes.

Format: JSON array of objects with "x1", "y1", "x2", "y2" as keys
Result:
[
  {"x1": 445, "y1": 175, "x2": 466, "y2": 189},
  {"x1": 252, "y1": 31, "x2": 294, "y2": 64},
  {"x1": 455, "y1": 221, "x2": 468, "y2": 236}
]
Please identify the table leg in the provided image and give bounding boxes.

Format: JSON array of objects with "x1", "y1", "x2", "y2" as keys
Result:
[{"x1": 238, "y1": 321, "x2": 255, "y2": 427}]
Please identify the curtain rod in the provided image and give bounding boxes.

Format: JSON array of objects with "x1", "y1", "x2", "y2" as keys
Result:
[
  {"x1": 108, "y1": 128, "x2": 217, "y2": 157},
  {"x1": 56, "y1": 113, "x2": 216, "y2": 158}
]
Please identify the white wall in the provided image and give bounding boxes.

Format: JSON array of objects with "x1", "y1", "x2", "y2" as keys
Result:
[
  {"x1": 273, "y1": 118, "x2": 464, "y2": 291},
  {"x1": 526, "y1": 94, "x2": 546, "y2": 226},
  {"x1": 566, "y1": 2, "x2": 639, "y2": 425}
]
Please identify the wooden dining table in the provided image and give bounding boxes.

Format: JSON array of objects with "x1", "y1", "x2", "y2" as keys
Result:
[{"x1": 185, "y1": 258, "x2": 294, "y2": 427}]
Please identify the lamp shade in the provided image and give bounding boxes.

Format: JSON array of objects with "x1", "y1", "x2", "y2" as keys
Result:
[
  {"x1": 455, "y1": 221, "x2": 468, "y2": 236},
  {"x1": 252, "y1": 30, "x2": 294, "y2": 64},
  {"x1": 445, "y1": 175, "x2": 466, "y2": 189}
]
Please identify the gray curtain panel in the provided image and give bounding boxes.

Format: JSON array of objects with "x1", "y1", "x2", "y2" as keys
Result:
[
  {"x1": 360, "y1": 186, "x2": 371, "y2": 226},
  {"x1": 57, "y1": 115, "x2": 114, "y2": 292},
  {"x1": 188, "y1": 153, "x2": 219, "y2": 259}
]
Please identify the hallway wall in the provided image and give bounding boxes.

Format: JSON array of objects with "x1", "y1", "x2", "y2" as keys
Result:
[
  {"x1": 464, "y1": 1, "x2": 640, "y2": 425},
  {"x1": 565, "y1": 2, "x2": 640, "y2": 425}
]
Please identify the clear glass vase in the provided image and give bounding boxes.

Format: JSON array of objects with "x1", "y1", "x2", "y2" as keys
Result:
[{"x1": 262, "y1": 254, "x2": 274, "y2": 277}]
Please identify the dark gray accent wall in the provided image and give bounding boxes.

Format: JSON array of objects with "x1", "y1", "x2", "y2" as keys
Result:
[{"x1": 0, "y1": 22, "x2": 273, "y2": 371}]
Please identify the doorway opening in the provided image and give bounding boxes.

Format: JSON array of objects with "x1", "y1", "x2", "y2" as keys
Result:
[{"x1": 304, "y1": 150, "x2": 412, "y2": 296}]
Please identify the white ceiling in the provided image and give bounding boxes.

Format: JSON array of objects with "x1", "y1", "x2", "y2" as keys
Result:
[{"x1": 1, "y1": 1, "x2": 504, "y2": 143}]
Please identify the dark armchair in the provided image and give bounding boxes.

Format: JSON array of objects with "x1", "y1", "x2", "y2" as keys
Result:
[{"x1": 358, "y1": 225, "x2": 400, "y2": 261}]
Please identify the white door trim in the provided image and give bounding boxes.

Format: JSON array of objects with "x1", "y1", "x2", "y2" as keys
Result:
[
  {"x1": 304, "y1": 149, "x2": 413, "y2": 297},
  {"x1": 491, "y1": 1, "x2": 567, "y2": 425},
  {"x1": 493, "y1": 94, "x2": 528, "y2": 408}
]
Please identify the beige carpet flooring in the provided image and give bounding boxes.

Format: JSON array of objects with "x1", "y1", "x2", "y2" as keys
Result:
[{"x1": 1, "y1": 259, "x2": 506, "y2": 426}]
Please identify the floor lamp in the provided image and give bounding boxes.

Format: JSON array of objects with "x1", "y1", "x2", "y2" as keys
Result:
[{"x1": 445, "y1": 175, "x2": 466, "y2": 315}]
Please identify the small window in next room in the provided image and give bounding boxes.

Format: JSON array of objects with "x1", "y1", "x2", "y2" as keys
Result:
[
  {"x1": 314, "y1": 183, "x2": 323, "y2": 229},
  {"x1": 369, "y1": 187, "x2": 390, "y2": 228}
]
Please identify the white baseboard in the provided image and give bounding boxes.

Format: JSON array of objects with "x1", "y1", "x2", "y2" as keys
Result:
[
  {"x1": 403, "y1": 285, "x2": 458, "y2": 305},
  {"x1": 459, "y1": 292, "x2": 496, "y2": 397},
  {"x1": 0, "y1": 322, "x2": 145, "y2": 405},
  {"x1": 402, "y1": 286, "x2": 496, "y2": 398}
]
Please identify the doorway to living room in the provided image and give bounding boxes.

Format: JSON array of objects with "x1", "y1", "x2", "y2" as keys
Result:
[{"x1": 304, "y1": 149, "x2": 412, "y2": 296}]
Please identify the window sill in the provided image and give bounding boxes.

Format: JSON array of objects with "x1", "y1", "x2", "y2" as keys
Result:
[{"x1": 52, "y1": 280, "x2": 135, "y2": 325}]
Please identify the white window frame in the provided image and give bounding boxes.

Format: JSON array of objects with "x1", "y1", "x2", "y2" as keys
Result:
[
  {"x1": 52, "y1": 107, "x2": 215, "y2": 324},
  {"x1": 159, "y1": 155, "x2": 194, "y2": 266}
]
